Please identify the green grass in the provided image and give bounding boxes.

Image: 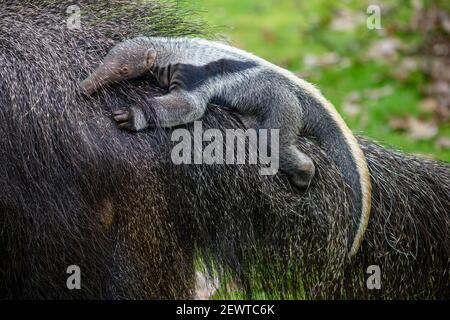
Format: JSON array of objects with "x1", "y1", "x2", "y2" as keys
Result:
[{"x1": 191, "y1": 0, "x2": 450, "y2": 161}]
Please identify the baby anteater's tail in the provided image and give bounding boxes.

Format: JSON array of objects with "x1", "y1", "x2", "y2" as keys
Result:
[{"x1": 297, "y1": 85, "x2": 372, "y2": 258}]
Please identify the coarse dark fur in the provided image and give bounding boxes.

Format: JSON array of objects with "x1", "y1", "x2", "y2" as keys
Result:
[
  {"x1": 0, "y1": 0, "x2": 448, "y2": 299},
  {"x1": 80, "y1": 36, "x2": 372, "y2": 257}
]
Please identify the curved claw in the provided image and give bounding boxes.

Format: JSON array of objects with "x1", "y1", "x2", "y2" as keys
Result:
[
  {"x1": 113, "y1": 108, "x2": 132, "y2": 130},
  {"x1": 113, "y1": 111, "x2": 130, "y2": 122}
]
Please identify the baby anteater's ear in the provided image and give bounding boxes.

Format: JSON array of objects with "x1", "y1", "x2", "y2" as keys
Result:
[{"x1": 144, "y1": 48, "x2": 157, "y2": 69}]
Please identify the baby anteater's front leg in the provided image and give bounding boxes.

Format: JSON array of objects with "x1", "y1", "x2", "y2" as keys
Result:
[{"x1": 113, "y1": 90, "x2": 207, "y2": 131}]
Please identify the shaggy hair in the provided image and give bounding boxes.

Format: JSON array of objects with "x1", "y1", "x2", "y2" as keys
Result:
[{"x1": 0, "y1": 0, "x2": 448, "y2": 299}]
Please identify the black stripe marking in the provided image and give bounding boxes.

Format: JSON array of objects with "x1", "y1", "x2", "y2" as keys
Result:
[{"x1": 153, "y1": 59, "x2": 257, "y2": 92}]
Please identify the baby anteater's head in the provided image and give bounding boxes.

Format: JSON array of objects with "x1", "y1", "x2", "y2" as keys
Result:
[{"x1": 81, "y1": 37, "x2": 156, "y2": 95}]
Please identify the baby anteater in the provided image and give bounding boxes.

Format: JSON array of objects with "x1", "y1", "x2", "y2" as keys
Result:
[{"x1": 80, "y1": 37, "x2": 372, "y2": 257}]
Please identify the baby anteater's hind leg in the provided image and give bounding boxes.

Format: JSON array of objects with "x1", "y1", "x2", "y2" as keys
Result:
[
  {"x1": 257, "y1": 99, "x2": 315, "y2": 189},
  {"x1": 259, "y1": 124, "x2": 315, "y2": 188},
  {"x1": 113, "y1": 89, "x2": 208, "y2": 130},
  {"x1": 279, "y1": 144, "x2": 315, "y2": 189}
]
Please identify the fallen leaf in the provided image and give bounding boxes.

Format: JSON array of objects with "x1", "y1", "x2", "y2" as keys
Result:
[
  {"x1": 342, "y1": 91, "x2": 362, "y2": 116},
  {"x1": 346, "y1": 91, "x2": 362, "y2": 102},
  {"x1": 388, "y1": 116, "x2": 410, "y2": 130},
  {"x1": 429, "y1": 81, "x2": 450, "y2": 95},
  {"x1": 440, "y1": 12, "x2": 450, "y2": 33},
  {"x1": 303, "y1": 52, "x2": 340, "y2": 68},
  {"x1": 419, "y1": 98, "x2": 439, "y2": 113},
  {"x1": 226, "y1": 280, "x2": 241, "y2": 293},
  {"x1": 435, "y1": 137, "x2": 450, "y2": 150},
  {"x1": 388, "y1": 116, "x2": 438, "y2": 140},
  {"x1": 339, "y1": 57, "x2": 352, "y2": 68},
  {"x1": 343, "y1": 101, "x2": 361, "y2": 117},
  {"x1": 391, "y1": 57, "x2": 419, "y2": 81},
  {"x1": 366, "y1": 38, "x2": 405, "y2": 60},
  {"x1": 411, "y1": 6, "x2": 440, "y2": 32},
  {"x1": 408, "y1": 118, "x2": 438, "y2": 140},
  {"x1": 428, "y1": 59, "x2": 450, "y2": 82},
  {"x1": 435, "y1": 100, "x2": 450, "y2": 121},
  {"x1": 193, "y1": 271, "x2": 219, "y2": 300},
  {"x1": 432, "y1": 43, "x2": 450, "y2": 57},
  {"x1": 261, "y1": 28, "x2": 276, "y2": 44},
  {"x1": 364, "y1": 85, "x2": 394, "y2": 100},
  {"x1": 330, "y1": 9, "x2": 365, "y2": 32}
]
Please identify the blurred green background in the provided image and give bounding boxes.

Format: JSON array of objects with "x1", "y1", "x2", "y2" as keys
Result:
[{"x1": 189, "y1": 0, "x2": 450, "y2": 161}]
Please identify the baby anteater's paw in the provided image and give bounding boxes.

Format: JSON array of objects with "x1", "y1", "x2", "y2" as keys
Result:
[
  {"x1": 113, "y1": 106, "x2": 149, "y2": 132},
  {"x1": 288, "y1": 162, "x2": 315, "y2": 189}
]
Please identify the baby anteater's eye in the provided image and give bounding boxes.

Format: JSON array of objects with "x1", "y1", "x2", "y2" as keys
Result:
[{"x1": 119, "y1": 66, "x2": 129, "y2": 74}]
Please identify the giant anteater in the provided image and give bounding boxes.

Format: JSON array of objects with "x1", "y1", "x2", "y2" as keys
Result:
[{"x1": 0, "y1": 0, "x2": 448, "y2": 299}]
